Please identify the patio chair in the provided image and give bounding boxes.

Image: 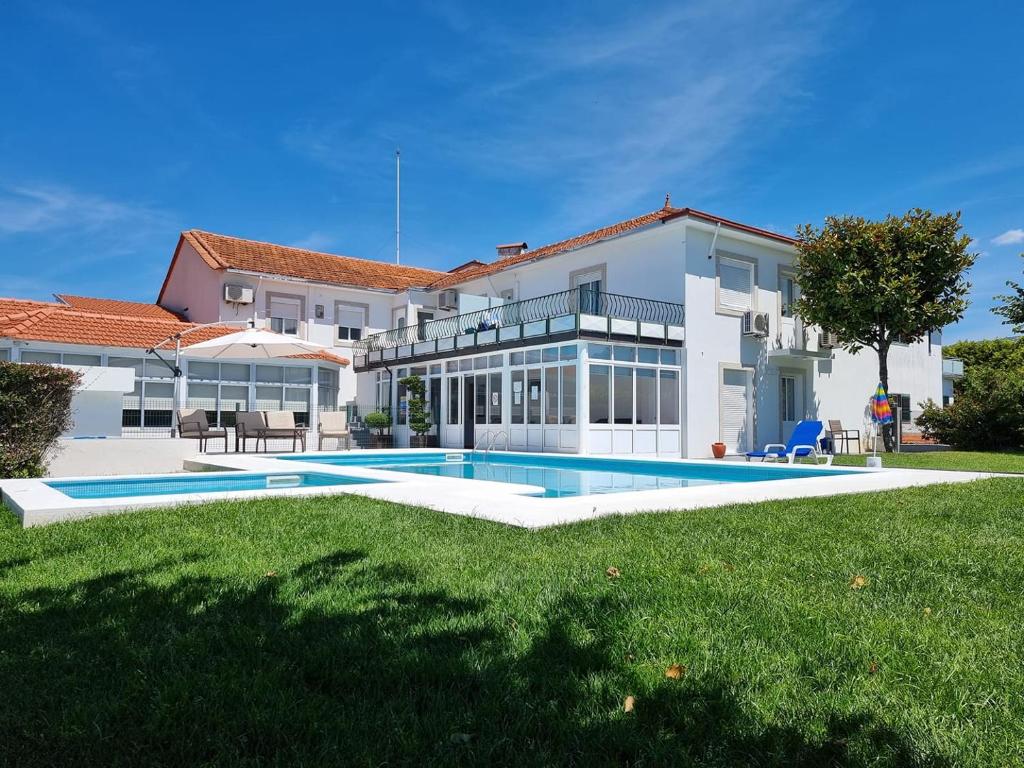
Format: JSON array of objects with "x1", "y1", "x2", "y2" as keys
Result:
[
  {"x1": 746, "y1": 420, "x2": 833, "y2": 465},
  {"x1": 827, "y1": 419, "x2": 861, "y2": 455},
  {"x1": 263, "y1": 410, "x2": 308, "y2": 452},
  {"x1": 235, "y1": 411, "x2": 268, "y2": 453},
  {"x1": 318, "y1": 411, "x2": 351, "y2": 451},
  {"x1": 176, "y1": 408, "x2": 228, "y2": 453}
]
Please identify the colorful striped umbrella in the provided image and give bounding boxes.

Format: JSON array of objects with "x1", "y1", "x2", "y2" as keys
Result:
[{"x1": 871, "y1": 383, "x2": 894, "y2": 425}]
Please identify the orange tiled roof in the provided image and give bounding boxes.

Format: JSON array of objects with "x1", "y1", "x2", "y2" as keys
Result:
[
  {"x1": 0, "y1": 302, "x2": 349, "y2": 366},
  {"x1": 55, "y1": 294, "x2": 185, "y2": 320},
  {"x1": 0, "y1": 297, "x2": 63, "y2": 316},
  {"x1": 429, "y1": 203, "x2": 797, "y2": 289},
  {"x1": 167, "y1": 230, "x2": 446, "y2": 294}
]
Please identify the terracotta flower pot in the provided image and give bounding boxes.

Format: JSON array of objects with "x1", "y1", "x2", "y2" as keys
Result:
[{"x1": 711, "y1": 442, "x2": 727, "y2": 459}]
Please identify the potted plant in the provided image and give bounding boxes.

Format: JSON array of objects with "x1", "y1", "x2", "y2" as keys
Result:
[
  {"x1": 364, "y1": 410, "x2": 393, "y2": 449},
  {"x1": 399, "y1": 374, "x2": 437, "y2": 448},
  {"x1": 711, "y1": 442, "x2": 727, "y2": 459}
]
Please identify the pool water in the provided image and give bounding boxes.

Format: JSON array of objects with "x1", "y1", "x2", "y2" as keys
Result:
[
  {"x1": 283, "y1": 452, "x2": 853, "y2": 498},
  {"x1": 47, "y1": 472, "x2": 380, "y2": 500}
]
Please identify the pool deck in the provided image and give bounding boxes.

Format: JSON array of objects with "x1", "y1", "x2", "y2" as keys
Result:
[{"x1": 1, "y1": 449, "x2": 1000, "y2": 528}]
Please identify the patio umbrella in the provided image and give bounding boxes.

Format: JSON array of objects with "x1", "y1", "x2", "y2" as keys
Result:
[
  {"x1": 870, "y1": 382, "x2": 894, "y2": 456},
  {"x1": 182, "y1": 328, "x2": 328, "y2": 359}
]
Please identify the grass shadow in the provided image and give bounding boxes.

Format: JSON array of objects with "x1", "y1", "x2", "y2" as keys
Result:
[{"x1": 0, "y1": 549, "x2": 947, "y2": 766}]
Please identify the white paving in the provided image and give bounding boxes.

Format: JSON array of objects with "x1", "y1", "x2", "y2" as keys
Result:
[{"x1": 0, "y1": 448, "x2": 1002, "y2": 528}]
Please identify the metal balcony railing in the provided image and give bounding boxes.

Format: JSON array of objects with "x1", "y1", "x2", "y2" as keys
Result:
[{"x1": 354, "y1": 287, "x2": 684, "y2": 355}]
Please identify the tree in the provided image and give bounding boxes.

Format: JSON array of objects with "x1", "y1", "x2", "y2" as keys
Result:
[
  {"x1": 793, "y1": 209, "x2": 976, "y2": 450},
  {"x1": 993, "y1": 254, "x2": 1024, "y2": 334},
  {"x1": 398, "y1": 374, "x2": 431, "y2": 437}
]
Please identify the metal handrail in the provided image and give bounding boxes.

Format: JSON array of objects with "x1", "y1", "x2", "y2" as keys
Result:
[
  {"x1": 354, "y1": 287, "x2": 684, "y2": 354},
  {"x1": 473, "y1": 429, "x2": 509, "y2": 457}
]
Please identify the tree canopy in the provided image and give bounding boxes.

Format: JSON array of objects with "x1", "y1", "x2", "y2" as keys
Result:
[
  {"x1": 793, "y1": 209, "x2": 976, "y2": 450},
  {"x1": 993, "y1": 254, "x2": 1024, "y2": 334},
  {"x1": 793, "y1": 209, "x2": 975, "y2": 369}
]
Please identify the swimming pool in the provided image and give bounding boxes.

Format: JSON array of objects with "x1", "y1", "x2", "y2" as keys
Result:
[
  {"x1": 47, "y1": 471, "x2": 381, "y2": 500},
  {"x1": 281, "y1": 452, "x2": 855, "y2": 498}
]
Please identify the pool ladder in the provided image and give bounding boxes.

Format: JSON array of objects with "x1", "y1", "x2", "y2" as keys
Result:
[{"x1": 474, "y1": 430, "x2": 509, "y2": 459}]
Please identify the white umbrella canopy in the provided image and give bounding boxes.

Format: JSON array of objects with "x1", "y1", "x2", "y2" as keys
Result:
[{"x1": 182, "y1": 328, "x2": 328, "y2": 359}]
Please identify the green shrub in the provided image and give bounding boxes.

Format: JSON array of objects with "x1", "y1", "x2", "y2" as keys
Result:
[
  {"x1": 943, "y1": 338, "x2": 1024, "y2": 372},
  {"x1": 398, "y1": 375, "x2": 431, "y2": 436},
  {"x1": 363, "y1": 410, "x2": 391, "y2": 436},
  {"x1": 0, "y1": 361, "x2": 81, "y2": 478},
  {"x1": 918, "y1": 366, "x2": 1024, "y2": 450}
]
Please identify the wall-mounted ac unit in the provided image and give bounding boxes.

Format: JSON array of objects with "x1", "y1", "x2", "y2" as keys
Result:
[
  {"x1": 437, "y1": 289, "x2": 459, "y2": 311},
  {"x1": 741, "y1": 310, "x2": 769, "y2": 338},
  {"x1": 818, "y1": 331, "x2": 840, "y2": 349},
  {"x1": 224, "y1": 284, "x2": 254, "y2": 304}
]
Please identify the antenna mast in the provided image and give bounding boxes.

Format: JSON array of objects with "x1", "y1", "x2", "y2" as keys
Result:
[{"x1": 395, "y1": 148, "x2": 401, "y2": 265}]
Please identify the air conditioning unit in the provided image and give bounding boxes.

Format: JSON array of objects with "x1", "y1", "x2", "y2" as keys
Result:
[
  {"x1": 818, "y1": 331, "x2": 840, "y2": 349},
  {"x1": 741, "y1": 311, "x2": 769, "y2": 338},
  {"x1": 224, "y1": 284, "x2": 254, "y2": 304},
  {"x1": 437, "y1": 289, "x2": 459, "y2": 311}
]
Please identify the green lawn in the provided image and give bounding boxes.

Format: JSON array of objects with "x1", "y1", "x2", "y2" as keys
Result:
[
  {"x1": 2, "y1": 479, "x2": 1023, "y2": 766},
  {"x1": 832, "y1": 450, "x2": 1024, "y2": 474}
]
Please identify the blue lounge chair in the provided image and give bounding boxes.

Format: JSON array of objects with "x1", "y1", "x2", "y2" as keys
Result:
[{"x1": 746, "y1": 420, "x2": 833, "y2": 465}]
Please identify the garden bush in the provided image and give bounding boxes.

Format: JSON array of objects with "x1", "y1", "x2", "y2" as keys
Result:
[
  {"x1": 0, "y1": 361, "x2": 81, "y2": 478},
  {"x1": 918, "y1": 364, "x2": 1024, "y2": 450}
]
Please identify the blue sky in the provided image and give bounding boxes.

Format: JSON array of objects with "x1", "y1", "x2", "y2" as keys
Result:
[{"x1": 1, "y1": 1, "x2": 1021, "y2": 341}]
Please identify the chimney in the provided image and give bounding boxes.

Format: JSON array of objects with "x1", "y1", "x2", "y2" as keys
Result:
[{"x1": 496, "y1": 242, "x2": 528, "y2": 258}]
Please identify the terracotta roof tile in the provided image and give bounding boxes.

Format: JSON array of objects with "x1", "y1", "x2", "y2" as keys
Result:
[
  {"x1": 55, "y1": 294, "x2": 185, "y2": 320},
  {"x1": 0, "y1": 300, "x2": 348, "y2": 366},
  {"x1": 429, "y1": 204, "x2": 797, "y2": 289},
  {"x1": 179, "y1": 230, "x2": 446, "y2": 291},
  {"x1": 0, "y1": 297, "x2": 62, "y2": 316}
]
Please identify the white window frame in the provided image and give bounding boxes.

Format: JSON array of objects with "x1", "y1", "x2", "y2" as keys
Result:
[
  {"x1": 269, "y1": 296, "x2": 301, "y2": 336},
  {"x1": 335, "y1": 301, "x2": 367, "y2": 343}
]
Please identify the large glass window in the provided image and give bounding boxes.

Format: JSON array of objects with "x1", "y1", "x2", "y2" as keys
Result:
[
  {"x1": 544, "y1": 367, "x2": 559, "y2": 424},
  {"x1": 589, "y1": 365, "x2": 610, "y2": 424},
  {"x1": 447, "y1": 377, "x2": 460, "y2": 425},
  {"x1": 659, "y1": 370, "x2": 679, "y2": 424},
  {"x1": 475, "y1": 373, "x2": 487, "y2": 424},
  {"x1": 0, "y1": 348, "x2": 9, "y2": 361},
  {"x1": 613, "y1": 366, "x2": 633, "y2": 424},
  {"x1": 19, "y1": 351, "x2": 61, "y2": 364},
  {"x1": 511, "y1": 370, "x2": 525, "y2": 424},
  {"x1": 561, "y1": 366, "x2": 577, "y2": 424},
  {"x1": 780, "y1": 275, "x2": 796, "y2": 318},
  {"x1": 489, "y1": 372, "x2": 502, "y2": 424},
  {"x1": 527, "y1": 368, "x2": 541, "y2": 424},
  {"x1": 255, "y1": 365, "x2": 284, "y2": 384},
  {"x1": 63, "y1": 353, "x2": 102, "y2": 367},
  {"x1": 397, "y1": 378, "x2": 408, "y2": 425},
  {"x1": 636, "y1": 368, "x2": 656, "y2": 424}
]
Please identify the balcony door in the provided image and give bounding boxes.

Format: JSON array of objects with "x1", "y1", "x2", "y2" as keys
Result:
[{"x1": 572, "y1": 270, "x2": 603, "y2": 315}]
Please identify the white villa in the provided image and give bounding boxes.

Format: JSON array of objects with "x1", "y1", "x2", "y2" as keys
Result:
[{"x1": 1, "y1": 198, "x2": 952, "y2": 458}]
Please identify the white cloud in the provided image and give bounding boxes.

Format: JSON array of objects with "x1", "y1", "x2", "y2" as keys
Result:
[
  {"x1": 992, "y1": 228, "x2": 1024, "y2": 246},
  {"x1": 289, "y1": 231, "x2": 337, "y2": 252},
  {"x1": 286, "y1": 0, "x2": 841, "y2": 233},
  {"x1": 0, "y1": 184, "x2": 168, "y2": 236}
]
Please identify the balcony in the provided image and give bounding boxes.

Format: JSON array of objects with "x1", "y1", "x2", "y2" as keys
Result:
[
  {"x1": 942, "y1": 357, "x2": 964, "y2": 378},
  {"x1": 353, "y1": 288, "x2": 685, "y2": 371}
]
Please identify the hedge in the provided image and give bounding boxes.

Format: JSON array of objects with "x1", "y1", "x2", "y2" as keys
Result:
[{"x1": 0, "y1": 361, "x2": 81, "y2": 478}]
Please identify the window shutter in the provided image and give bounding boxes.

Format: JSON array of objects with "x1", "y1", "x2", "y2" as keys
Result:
[
  {"x1": 719, "y1": 259, "x2": 753, "y2": 311},
  {"x1": 720, "y1": 368, "x2": 751, "y2": 451}
]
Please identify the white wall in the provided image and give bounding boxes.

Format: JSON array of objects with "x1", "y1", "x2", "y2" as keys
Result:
[{"x1": 159, "y1": 241, "x2": 223, "y2": 322}]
